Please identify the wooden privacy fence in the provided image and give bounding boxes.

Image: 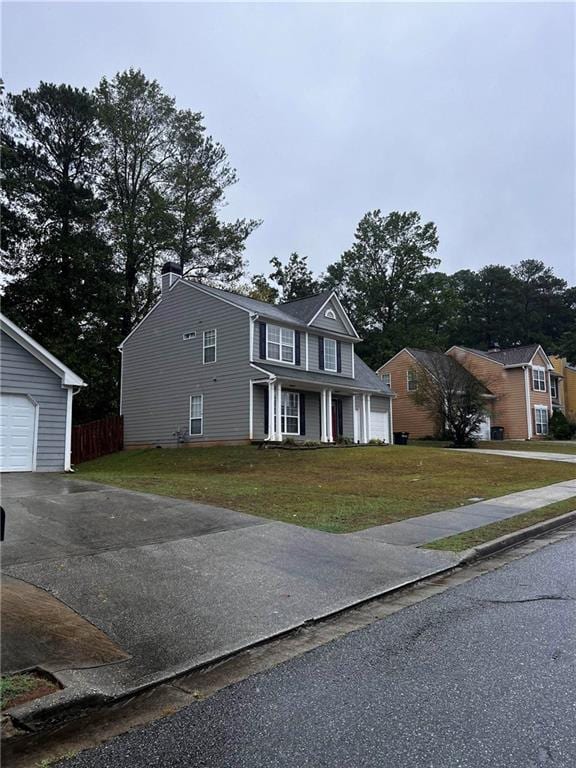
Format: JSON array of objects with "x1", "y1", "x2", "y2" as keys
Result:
[{"x1": 71, "y1": 415, "x2": 123, "y2": 465}]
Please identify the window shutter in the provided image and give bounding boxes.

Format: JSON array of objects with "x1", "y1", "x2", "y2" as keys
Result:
[
  {"x1": 337, "y1": 399, "x2": 343, "y2": 437},
  {"x1": 295, "y1": 331, "x2": 301, "y2": 366},
  {"x1": 336, "y1": 341, "x2": 342, "y2": 373},
  {"x1": 259, "y1": 322, "x2": 267, "y2": 359},
  {"x1": 264, "y1": 387, "x2": 269, "y2": 434},
  {"x1": 299, "y1": 393, "x2": 306, "y2": 436},
  {"x1": 318, "y1": 337, "x2": 324, "y2": 370}
]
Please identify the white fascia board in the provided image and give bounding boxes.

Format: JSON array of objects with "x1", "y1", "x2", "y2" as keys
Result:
[
  {"x1": 250, "y1": 363, "x2": 275, "y2": 379},
  {"x1": 119, "y1": 298, "x2": 163, "y2": 350},
  {"x1": 307, "y1": 293, "x2": 360, "y2": 339},
  {"x1": 1, "y1": 313, "x2": 85, "y2": 387},
  {"x1": 375, "y1": 347, "x2": 415, "y2": 374},
  {"x1": 528, "y1": 346, "x2": 555, "y2": 370}
]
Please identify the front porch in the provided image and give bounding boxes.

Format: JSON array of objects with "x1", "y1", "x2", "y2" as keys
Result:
[{"x1": 250, "y1": 377, "x2": 391, "y2": 445}]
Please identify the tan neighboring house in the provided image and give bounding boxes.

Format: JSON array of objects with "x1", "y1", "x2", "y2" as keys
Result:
[
  {"x1": 378, "y1": 343, "x2": 560, "y2": 440},
  {"x1": 550, "y1": 356, "x2": 576, "y2": 421}
]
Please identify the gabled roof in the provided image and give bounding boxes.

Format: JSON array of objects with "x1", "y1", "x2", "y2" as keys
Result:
[
  {"x1": 451, "y1": 344, "x2": 552, "y2": 369},
  {"x1": 0, "y1": 313, "x2": 85, "y2": 387},
  {"x1": 253, "y1": 354, "x2": 392, "y2": 396},
  {"x1": 175, "y1": 280, "x2": 359, "y2": 339},
  {"x1": 279, "y1": 292, "x2": 333, "y2": 323}
]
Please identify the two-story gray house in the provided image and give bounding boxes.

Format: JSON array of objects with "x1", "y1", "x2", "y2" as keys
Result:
[{"x1": 120, "y1": 262, "x2": 393, "y2": 447}]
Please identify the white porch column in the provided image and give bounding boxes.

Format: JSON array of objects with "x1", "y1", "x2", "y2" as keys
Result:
[
  {"x1": 267, "y1": 381, "x2": 275, "y2": 440},
  {"x1": 366, "y1": 394, "x2": 372, "y2": 442},
  {"x1": 361, "y1": 394, "x2": 368, "y2": 444},
  {"x1": 327, "y1": 389, "x2": 333, "y2": 442},
  {"x1": 352, "y1": 395, "x2": 357, "y2": 443},
  {"x1": 275, "y1": 382, "x2": 283, "y2": 441},
  {"x1": 320, "y1": 389, "x2": 327, "y2": 443}
]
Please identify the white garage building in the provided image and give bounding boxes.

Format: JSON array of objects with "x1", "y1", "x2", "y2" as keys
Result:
[{"x1": 0, "y1": 314, "x2": 85, "y2": 472}]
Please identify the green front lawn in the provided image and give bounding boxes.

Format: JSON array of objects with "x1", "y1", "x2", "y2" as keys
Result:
[{"x1": 77, "y1": 445, "x2": 576, "y2": 533}]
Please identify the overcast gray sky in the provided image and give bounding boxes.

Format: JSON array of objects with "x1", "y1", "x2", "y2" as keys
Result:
[{"x1": 3, "y1": 2, "x2": 575, "y2": 283}]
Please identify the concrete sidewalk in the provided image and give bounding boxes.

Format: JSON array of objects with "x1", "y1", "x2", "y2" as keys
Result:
[
  {"x1": 459, "y1": 448, "x2": 576, "y2": 464},
  {"x1": 352, "y1": 479, "x2": 576, "y2": 547},
  {"x1": 1, "y1": 474, "x2": 456, "y2": 719}
]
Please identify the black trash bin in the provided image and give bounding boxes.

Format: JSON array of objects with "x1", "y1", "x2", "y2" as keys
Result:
[
  {"x1": 490, "y1": 426, "x2": 505, "y2": 441},
  {"x1": 393, "y1": 431, "x2": 409, "y2": 445}
]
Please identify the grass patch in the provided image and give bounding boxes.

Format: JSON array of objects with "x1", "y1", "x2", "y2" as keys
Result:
[
  {"x1": 479, "y1": 440, "x2": 576, "y2": 455},
  {"x1": 426, "y1": 497, "x2": 576, "y2": 552},
  {"x1": 0, "y1": 672, "x2": 59, "y2": 711},
  {"x1": 77, "y1": 445, "x2": 576, "y2": 533}
]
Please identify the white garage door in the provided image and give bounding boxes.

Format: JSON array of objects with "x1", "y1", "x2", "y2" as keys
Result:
[
  {"x1": 370, "y1": 409, "x2": 390, "y2": 442},
  {"x1": 0, "y1": 394, "x2": 36, "y2": 471}
]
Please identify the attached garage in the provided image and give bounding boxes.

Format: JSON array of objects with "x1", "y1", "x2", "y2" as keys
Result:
[
  {"x1": 369, "y1": 397, "x2": 392, "y2": 443},
  {"x1": 0, "y1": 314, "x2": 85, "y2": 472}
]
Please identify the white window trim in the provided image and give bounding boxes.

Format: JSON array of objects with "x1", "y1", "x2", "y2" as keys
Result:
[
  {"x1": 550, "y1": 377, "x2": 558, "y2": 399},
  {"x1": 203, "y1": 329, "x2": 217, "y2": 364},
  {"x1": 190, "y1": 394, "x2": 204, "y2": 436},
  {"x1": 183, "y1": 331, "x2": 196, "y2": 341},
  {"x1": 266, "y1": 324, "x2": 295, "y2": 365},
  {"x1": 407, "y1": 370, "x2": 418, "y2": 392},
  {"x1": 324, "y1": 338, "x2": 337, "y2": 372},
  {"x1": 534, "y1": 405, "x2": 549, "y2": 436},
  {"x1": 381, "y1": 372, "x2": 391, "y2": 387},
  {"x1": 324, "y1": 308, "x2": 336, "y2": 319},
  {"x1": 274, "y1": 391, "x2": 300, "y2": 435},
  {"x1": 532, "y1": 366, "x2": 546, "y2": 392}
]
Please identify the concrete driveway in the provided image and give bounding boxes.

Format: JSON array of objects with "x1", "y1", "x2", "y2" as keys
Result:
[{"x1": 1, "y1": 474, "x2": 456, "y2": 709}]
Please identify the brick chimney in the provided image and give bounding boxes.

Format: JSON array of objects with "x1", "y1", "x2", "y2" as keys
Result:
[{"x1": 161, "y1": 262, "x2": 182, "y2": 295}]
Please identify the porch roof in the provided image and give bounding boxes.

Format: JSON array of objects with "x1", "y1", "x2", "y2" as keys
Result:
[{"x1": 252, "y1": 356, "x2": 392, "y2": 397}]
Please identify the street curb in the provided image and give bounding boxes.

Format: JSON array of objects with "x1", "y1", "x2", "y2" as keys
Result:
[
  {"x1": 456, "y1": 508, "x2": 576, "y2": 564},
  {"x1": 5, "y1": 509, "x2": 576, "y2": 742},
  {"x1": 3, "y1": 560, "x2": 460, "y2": 739}
]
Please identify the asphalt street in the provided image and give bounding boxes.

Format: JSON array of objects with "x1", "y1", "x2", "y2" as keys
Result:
[{"x1": 60, "y1": 535, "x2": 576, "y2": 768}]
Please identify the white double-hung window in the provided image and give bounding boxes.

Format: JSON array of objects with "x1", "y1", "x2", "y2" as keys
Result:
[
  {"x1": 324, "y1": 338, "x2": 337, "y2": 372},
  {"x1": 381, "y1": 372, "x2": 391, "y2": 387},
  {"x1": 203, "y1": 329, "x2": 217, "y2": 364},
  {"x1": 190, "y1": 395, "x2": 203, "y2": 435},
  {"x1": 534, "y1": 406, "x2": 549, "y2": 436},
  {"x1": 281, "y1": 392, "x2": 300, "y2": 434},
  {"x1": 550, "y1": 377, "x2": 558, "y2": 399},
  {"x1": 267, "y1": 325, "x2": 295, "y2": 363},
  {"x1": 407, "y1": 370, "x2": 418, "y2": 392},
  {"x1": 532, "y1": 366, "x2": 546, "y2": 392}
]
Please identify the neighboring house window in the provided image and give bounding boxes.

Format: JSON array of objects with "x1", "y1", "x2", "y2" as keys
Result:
[
  {"x1": 532, "y1": 366, "x2": 546, "y2": 392},
  {"x1": 203, "y1": 329, "x2": 217, "y2": 364},
  {"x1": 324, "y1": 338, "x2": 337, "y2": 372},
  {"x1": 407, "y1": 370, "x2": 418, "y2": 392},
  {"x1": 182, "y1": 331, "x2": 196, "y2": 341},
  {"x1": 381, "y1": 372, "x2": 391, "y2": 387},
  {"x1": 190, "y1": 395, "x2": 203, "y2": 435},
  {"x1": 324, "y1": 308, "x2": 336, "y2": 319},
  {"x1": 267, "y1": 325, "x2": 295, "y2": 363},
  {"x1": 534, "y1": 406, "x2": 549, "y2": 436},
  {"x1": 550, "y1": 377, "x2": 558, "y2": 399}
]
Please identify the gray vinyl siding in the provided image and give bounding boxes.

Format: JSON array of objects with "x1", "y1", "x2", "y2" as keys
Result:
[
  {"x1": 252, "y1": 386, "x2": 322, "y2": 441},
  {"x1": 309, "y1": 298, "x2": 351, "y2": 335},
  {"x1": 0, "y1": 330, "x2": 68, "y2": 471},
  {"x1": 308, "y1": 335, "x2": 354, "y2": 378},
  {"x1": 341, "y1": 397, "x2": 354, "y2": 438},
  {"x1": 252, "y1": 323, "x2": 354, "y2": 379},
  {"x1": 122, "y1": 282, "x2": 253, "y2": 446}
]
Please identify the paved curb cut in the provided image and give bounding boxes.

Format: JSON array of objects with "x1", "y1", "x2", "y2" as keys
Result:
[
  {"x1": 5, "y1": 509, "x2": 576, "y2": 741},
  {"x1": 457, "y1": 508, "x2": 576, "y2": 564}
]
